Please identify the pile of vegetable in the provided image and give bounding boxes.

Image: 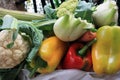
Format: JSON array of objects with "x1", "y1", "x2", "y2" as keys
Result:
[{"x1": 0, "y1": 0, "x2": 120, "y2": 80}]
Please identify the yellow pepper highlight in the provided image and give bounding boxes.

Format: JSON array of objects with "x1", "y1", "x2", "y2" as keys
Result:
[
  {"x1": 37, "y1": 36, "x2": 67, "y2": 73},
  {"x1": 92, "y1": 26, "x2": 120, "y2": 75}
]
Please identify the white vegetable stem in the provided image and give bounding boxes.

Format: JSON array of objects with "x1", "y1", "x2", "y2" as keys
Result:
[
  {"x1": 92, "y1": 0, "x2": 118, "y2": 27},
  {"x1": 53, "y1": 14, "x2": 94, "y2": 42}
]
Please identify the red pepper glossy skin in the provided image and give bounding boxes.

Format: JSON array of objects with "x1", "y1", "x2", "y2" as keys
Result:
[{"x1": 62, "y1": 43, "x2": 92, "y2": 71}]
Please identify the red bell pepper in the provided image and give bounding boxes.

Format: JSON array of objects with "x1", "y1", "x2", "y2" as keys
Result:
[{"x1": 62, "y1": 39, "x2": 96, "y2": 71}]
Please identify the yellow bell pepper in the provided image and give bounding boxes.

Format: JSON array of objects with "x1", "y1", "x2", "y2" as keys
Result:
[
  {"x1": 92, "y1": 26, "x2": 120, "y2": 75},
  {"x1": 37, "y1": 36, "x2": 67, "y2": 73}
]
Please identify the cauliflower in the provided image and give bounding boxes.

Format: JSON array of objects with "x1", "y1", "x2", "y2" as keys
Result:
[
  {"x1": 0, "y1": 15, "x2": 44, "y2": 69},
  {"x1": 0, "y1": 30, "x2": 30, "y2": 68},
  {"x1": 57, "y1": 0, "x2": 79, "y2": 17}
]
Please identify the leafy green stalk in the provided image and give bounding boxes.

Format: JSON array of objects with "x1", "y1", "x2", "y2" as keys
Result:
[
  {"x1": 0, "y1": 8, "x2": 45, "y2": 21},
  {"x1": 32, "y1": 19, "x2": 56, "y2": 30}
]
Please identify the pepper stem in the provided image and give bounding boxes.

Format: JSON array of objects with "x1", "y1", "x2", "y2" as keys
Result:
[
  {"x1": 78, "y1": 38, "x2": 97, "y2": 57},
  {"x1": 29, "y1": 56, "x2": 47, "y2": 78}
]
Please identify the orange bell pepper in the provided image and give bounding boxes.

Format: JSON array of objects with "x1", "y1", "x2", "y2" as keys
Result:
[{"x1": 37, "y1": 36, "x2": 67, "y2": 73}]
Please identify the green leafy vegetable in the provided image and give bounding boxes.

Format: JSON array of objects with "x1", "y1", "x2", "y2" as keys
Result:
[
  {"x1": 75, "y1": 1, "x2": 95, "y2": 23},
  {"x1": 32, "y1": 19, "x2": 56, "y2": 30},
  {"x1": 32, "y1": 19, "x2": 56, "y2": 37},
  {"x1": 18, "y1": 22, "x2": 44, "y2": 62},
  {"x1": 44, "y1": 4, "x2": 57, "y2": 19}
]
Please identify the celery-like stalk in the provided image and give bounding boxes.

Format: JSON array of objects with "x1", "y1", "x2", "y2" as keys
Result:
[{"x1": 0, "y1": 8, "x2": 45, "y2": 21}]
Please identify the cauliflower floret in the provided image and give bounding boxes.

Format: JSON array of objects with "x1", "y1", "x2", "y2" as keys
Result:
[
  {"x1": 57, "y1": 0, "x2": 78, "y2": 17},
  {"x1": 0, "y1": 30, "x2": 30, "y2": 68}
]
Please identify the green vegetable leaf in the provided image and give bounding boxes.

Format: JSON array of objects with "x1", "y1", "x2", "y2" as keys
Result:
[
  {"x1": 7, "y1": 27, "x2": 19, "y2": 48},
  {"x1": 32, "y1": 19, "x2": 56, "y2": 37},
  {"x1": 75, "y1": 1, "x2": 95, "y2": 23},
  {"x1": 7, "y1": 42, "x2": 14, "y2": 48},
  {"x1": 0, "y1": 15, "x2": 19, "y2": 48},
  {"x1": 18, "y1": 22, "x2": 44, "y2": 62},
  {"x1": 44, "y1": 4, "x2": 57, "y2": 19},
  {"x1": 0, "y1": 15, "x2": 18, "y2": 29},
  {"x1": 32, "y1": 19, "x2": 56, "y2": 30}
]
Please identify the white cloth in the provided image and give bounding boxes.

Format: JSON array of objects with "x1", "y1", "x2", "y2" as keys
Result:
[{"x1": 19, "y1": 69, "x2": 120, "y2": 80}]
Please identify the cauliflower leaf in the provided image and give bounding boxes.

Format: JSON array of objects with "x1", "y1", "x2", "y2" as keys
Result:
[
  {"x1": 18, "y1": 22, "x2": 44, "y2": 62},
  {"x1": 0, "y1": 15, "x2": 19, "y2": 48}
]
